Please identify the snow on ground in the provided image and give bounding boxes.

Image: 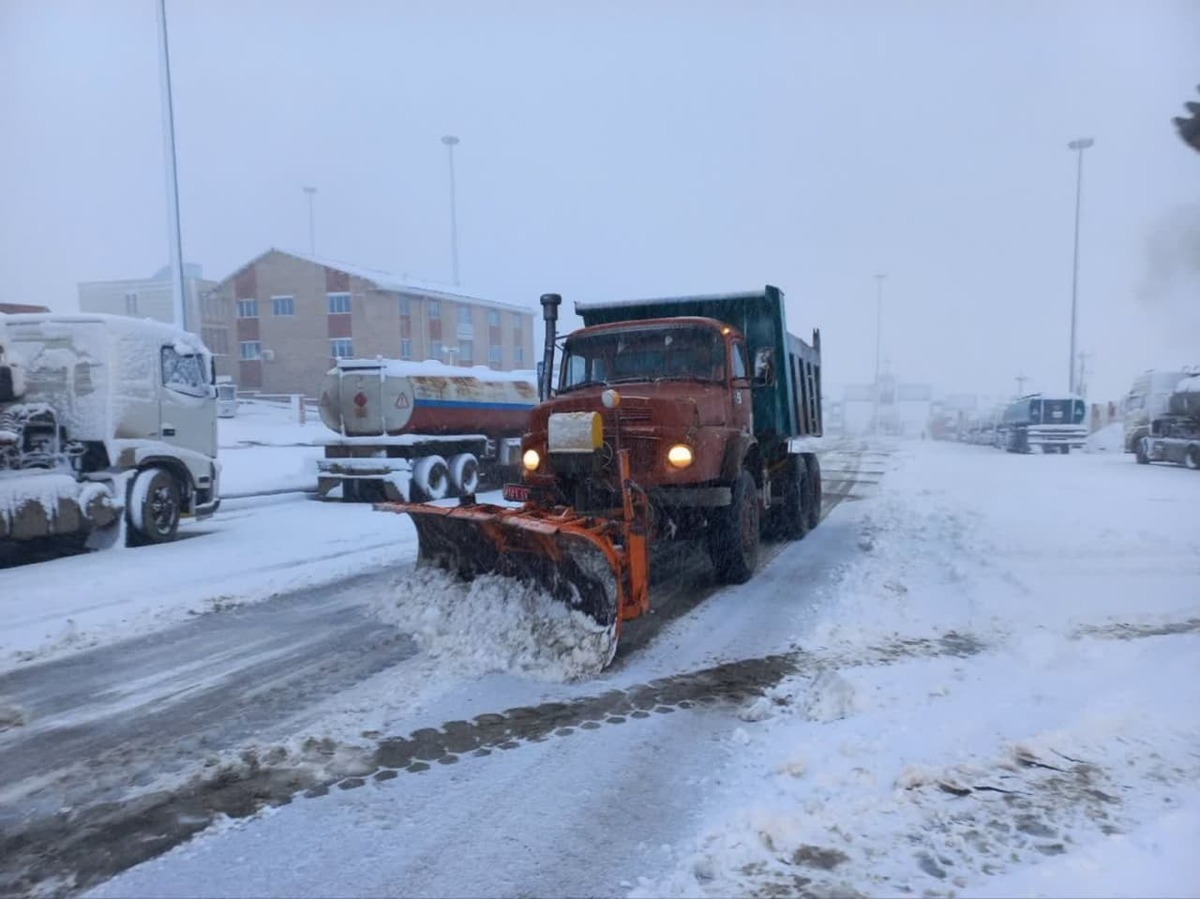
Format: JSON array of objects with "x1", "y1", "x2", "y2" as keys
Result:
[
  {"x1": 1085, "y1": 421, "x2": 1125, "y2": 453},
  {"x1": 218, "y1": 399, "x2": 326, "y2": 495},
  {"x1": 631, "y1": 442, "x2": 1200, "y2": 898},
  {"x1": 0, "y1": 494, "x2": 417, "y2": 672},
  {"x1": 80, "y1": 440, "x2": 1200, "y2": 898}
]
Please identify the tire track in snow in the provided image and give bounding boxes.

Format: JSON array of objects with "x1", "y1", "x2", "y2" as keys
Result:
[{"x1": 0, "y1": 630, "x2": 984, "y2": 899}]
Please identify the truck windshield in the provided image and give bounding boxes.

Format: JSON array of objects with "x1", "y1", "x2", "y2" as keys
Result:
[{"x1": 559, "y1": 326, "x2": 725, "y2": 392}]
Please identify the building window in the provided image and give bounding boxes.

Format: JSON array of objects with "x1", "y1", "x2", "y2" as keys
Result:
[
  {"x1": 515, "y1": 345, "x2": 525, "y2": 363},
  {"x1": 330, "y1": 338, "x2": 354, "y2": 358},
  {"x1": 124, "y1": 292, "x2": 139, "y2": 315},
  {"x1": 236, "y1": 299, "x2": 258, "y2": 318},
  {"x1": 400, "y1": 338, "x2": 412, "y2": 359},
  {"x1": 240, "y1": 340, "x2": 262, "y2": 360},
  {"x1": 271, "y1": 295, "x2": 295, "y2": 316},
  {"x1": 398, "y1": 297, "x2": 411, "y2": 317},
  {"x1": 459, "y1": 339, "x2": 473, "y2": 363},
  {"x1": 327, "y1": 292, "x2": 351, "y2": 314},
  {"x1": 458, "y1": 305, "x2": 472, "y2": 326},
  {"x1": 489, "y1": 344, "x2": 502, "y2": 365},
  {"x1": 487, "y1": 309, "x2": 500, "y2": 327},
  {"x1": 427, "y1": 300, "x2": 440, "y2": 320},
  {"x1": 430, "y1": 340, "x2": 443, "y2": 361}
]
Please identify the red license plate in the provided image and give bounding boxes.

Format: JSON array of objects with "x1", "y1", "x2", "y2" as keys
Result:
[{"x1": 502, "y1": 483, "x2": 530, "y2": 503}]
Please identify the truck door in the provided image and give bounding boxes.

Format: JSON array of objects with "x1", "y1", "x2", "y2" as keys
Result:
[
  {"x1": 730, "y1": 339, "x2": 753, "y2": 432},
  {"x1": 159, "y1": 343, "x2": 218, "y2": 459}
]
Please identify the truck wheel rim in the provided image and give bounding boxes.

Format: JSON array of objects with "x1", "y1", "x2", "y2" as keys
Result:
[{"x1": 150, "y1": 485, "x2": 177, "y2": 533}]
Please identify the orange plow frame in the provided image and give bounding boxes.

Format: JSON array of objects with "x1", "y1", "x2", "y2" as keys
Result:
[{"x1": 375, "y1": 450, "x2": 651, "y2": 646}]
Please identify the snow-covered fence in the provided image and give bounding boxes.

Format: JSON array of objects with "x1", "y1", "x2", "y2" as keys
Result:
[{"x1": 237, "y1": 391, "x2": 319, "y2": 425}]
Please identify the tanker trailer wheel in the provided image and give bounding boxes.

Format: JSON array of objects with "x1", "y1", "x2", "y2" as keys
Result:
[
  {"x1": 448, "y1": 453, "x2": 480, "y2": 496},
  {"x1": 127, "y1": 467, "x2": 182, "y2": 546},
  {"x1": 708, "y1": 468, "x2": 760, "y2": 584},
  {"x1": 1185, "y1": 446, "x2": 1200, "y2": 470},
  {"x1": 410, "y1": 455, "x2": 450, "y2": 502}
]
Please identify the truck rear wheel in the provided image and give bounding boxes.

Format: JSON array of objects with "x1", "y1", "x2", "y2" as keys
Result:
[
  {"x1": 1135, "y1": 438, "x2": 1150, "y2": 464},
  {"x1": 708, "y1": 469, "x2": 760, "y2": 584},
  {"x1": 411, "y1": 455, "x2": 450, "y2": 502},
  {"x1": 127, "y1": 467, "x2": 181, "y2": 546},
  {"x1": 804, "y1": 454, "x2": 822, "y2": 531},
  {"x1": 448, "y1": 453, "x2": 480, "y2": 496},
  {"x1": 1186, "y1": 446, "x2": 1200, "y2": 470},
  {"x1": 772, "y1": 456, "x2": 809, "y2": 541}
]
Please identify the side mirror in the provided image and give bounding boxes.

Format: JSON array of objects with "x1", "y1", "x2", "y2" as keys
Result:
[{"x1": 752, "y1": 347, "x2": 775, "y2": 387}]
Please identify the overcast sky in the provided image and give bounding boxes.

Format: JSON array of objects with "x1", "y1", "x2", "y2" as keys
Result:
[{"x1": 2, "y1": 0, "x2": 1197, "y2": 401}]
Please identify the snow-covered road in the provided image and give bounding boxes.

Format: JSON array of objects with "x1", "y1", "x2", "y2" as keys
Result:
[{"x1": 3, "y1": 436, "x2": 1198, "y2": 898}]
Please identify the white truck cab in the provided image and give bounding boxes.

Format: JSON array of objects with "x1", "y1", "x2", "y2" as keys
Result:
[{"x1": 0, "y1": 313, "x2": 220, "y2": 547}]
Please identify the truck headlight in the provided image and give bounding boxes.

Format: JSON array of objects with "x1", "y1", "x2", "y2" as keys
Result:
[
  {"x1": 667, "y1": 444, "x2": 694, "y2": 468},
  {"x1": 522, "y1": 448, "x2": 541, "y2": 471}
]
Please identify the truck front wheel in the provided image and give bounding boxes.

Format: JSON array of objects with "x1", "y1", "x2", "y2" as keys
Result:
[
  {"x1": 127, "y1": 467, "x2": 182, "y2": 546},
  {"x1": 1135, "y1": 438, "x2": 1150, "y2": 464},
  {"x1": 708, "y1": 469, "x2": 760, "y2": 584}
]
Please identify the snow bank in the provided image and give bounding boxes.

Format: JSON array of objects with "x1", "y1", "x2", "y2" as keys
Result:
[
  {"x1": 373, "y1": 566, "x2": 616, "y2": 682},
  {"x1": 1084, "y1": 421, "x2": 1125, "y2": 453},
  {"x1": 632, "y1": 440, "x2": 1200, "y2": 899}
]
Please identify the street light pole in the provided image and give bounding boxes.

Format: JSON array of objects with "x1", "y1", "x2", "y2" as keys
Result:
[
  {"x1": 155, "y1": 0, "x2": 186, "y2": 332},
  {"x1": 1067, "y1": 137, "x2": 1094, "y2": 394},
  {"x1": 872, "y1": 273, "x2": 886, "y2": 435},
  {"x1": 441, "y1": 135, "x2": 461, "y2": 286},
  {"x1": 303, "y1": 186, "x2": 317, "y2": 255}
]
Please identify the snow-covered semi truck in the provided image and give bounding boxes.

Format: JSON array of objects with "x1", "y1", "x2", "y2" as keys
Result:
[
  {"x1": 0, "y1": 313, "x2": 220, "y2": 548},
  {"x1": 315, "y1": 358, "x2": 538, "y2": 502},
  {"x1": 1134, "y1": 372, "x2": 1200, "y2": 469},
  {"x1": 1122, "y1": 368, "x2": 1196, "y2": 453}
]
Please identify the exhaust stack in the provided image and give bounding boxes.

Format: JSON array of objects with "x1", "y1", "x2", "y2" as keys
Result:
[{"x1": 539, "y1": 293, "x2": 561, "y2": 402}]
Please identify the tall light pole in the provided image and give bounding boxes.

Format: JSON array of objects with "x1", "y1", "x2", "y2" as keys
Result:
[
  {"x1": 155, "y1": 0, "x2": 186, "y2": 332},
  {"x1": 1067, "y1": 137, "x2": 1094, "y2": 394},
  {"x1": 441, "y1": 135, "x2": 461, "y2": 286},
  {"x1": 872, "y1": 273, "x2": 886, "y2": 435},
  {"x1": 303, "y1": 186, "x2": 317, "y2": 255}
]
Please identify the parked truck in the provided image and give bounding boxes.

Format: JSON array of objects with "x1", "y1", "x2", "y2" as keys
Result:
[
  {"x1": 1122, "y1": 368, "x2": 1195, "y2": 453},
  {"x1": 378, "y1": 286, "x2": 824, "y2": 664},
  {"x1": 315, "y1": 358, "x2": 539, "y2": 502},
  {"x1": 997, "y1": 393, "x2": 1088, "y2": 453},
  {"x1": 0, "y1": 313, "x2": 219, "y2": 549},
  {"x1": 1133, "y1": 372, "x2": 1200, "y2": 469}
]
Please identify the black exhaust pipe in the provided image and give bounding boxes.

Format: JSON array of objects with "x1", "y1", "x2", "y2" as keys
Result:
[{"x1": 539, "y1": 293, "x2": 561, "y2": 402}]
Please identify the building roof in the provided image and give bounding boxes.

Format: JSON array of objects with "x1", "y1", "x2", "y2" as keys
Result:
[
  {"x1": 0, "y1": 303, "x2": 51, "y2": 314},
  {"x1": 219, "y1": 248, "x2": 535, "y2": 315}
]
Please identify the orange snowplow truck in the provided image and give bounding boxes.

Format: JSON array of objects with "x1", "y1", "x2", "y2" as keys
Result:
[{"x1": 377, "y1": 286, "x2": 823, "y2": 665}]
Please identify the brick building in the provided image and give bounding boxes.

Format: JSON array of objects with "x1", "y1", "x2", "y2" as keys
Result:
[{"x1": 207, "y1": 249, "x2": 536, "y2": 396}]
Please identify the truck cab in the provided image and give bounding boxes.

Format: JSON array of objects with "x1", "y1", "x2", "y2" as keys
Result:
[{"x1": 512, "y1": 287, "x2": 823, "y2": 583}]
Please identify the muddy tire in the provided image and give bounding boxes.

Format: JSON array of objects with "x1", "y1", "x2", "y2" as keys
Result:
[
  {"x1": 771, "y1": 456, "x2": 808, "y2": 542},
  {"x1": 127, "y1": 467, "x2": 181, "y2": 546},
  {"x1": 1135, "y1": 438, "x2": 1150, "y2": 464},
  {"x1": 708, "y1": 469, "x2": 760, "y2": 584},
  {"x1": 804, "y1": 453, "x2": 822, "y2": 531}
]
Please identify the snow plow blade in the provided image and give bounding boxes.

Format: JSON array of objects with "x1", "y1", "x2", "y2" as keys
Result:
[{"x1": 375, "y1": 498, "x2": 649, "y2": 666}]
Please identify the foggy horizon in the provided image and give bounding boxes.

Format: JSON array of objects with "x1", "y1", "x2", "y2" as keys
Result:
[{"x1": 2, "y1": 0, "x2": 1198, "y2": 403}]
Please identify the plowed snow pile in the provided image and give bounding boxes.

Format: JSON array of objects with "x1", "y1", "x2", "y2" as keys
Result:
[{"x1": 373, "y1": 566, "x2": 616, "y2": 681}]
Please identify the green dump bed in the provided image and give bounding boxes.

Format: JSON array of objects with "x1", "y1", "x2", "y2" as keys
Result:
[{"x1": 575, "y1": 285, "x2": 822, "y2": 443}]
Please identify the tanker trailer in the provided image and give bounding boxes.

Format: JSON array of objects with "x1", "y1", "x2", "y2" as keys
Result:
[{"x1": 316, "y1": 358, "x2": 538, "y2": 502}]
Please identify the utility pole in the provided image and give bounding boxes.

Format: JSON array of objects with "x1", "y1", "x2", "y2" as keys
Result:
[
  {"x1": 441, "y1": 135, "x2": 461, "y2": 286},
  {"x1": 155, "y1": 0, "x2": 186, "y2": 332},
  {"x1": 303, "y1": 186, "x2": 317, "y2": 255},
  {"x1": 1015, "y1": 372, "x2": 1029, "y2": 396},
  {"x1": 1076, "y1": 351, "x2": 1093, "y2": 399},
  {"x1": 1067, "y1": 137, "x2": 1094, "y2": 393},
  {"x1": 872, "y1": 273, "x2": 886, "y2": 436}
]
